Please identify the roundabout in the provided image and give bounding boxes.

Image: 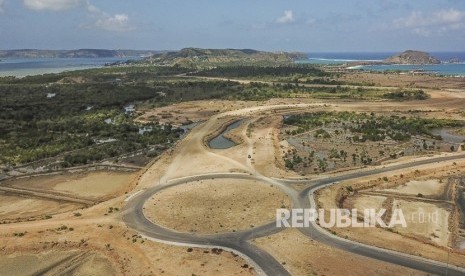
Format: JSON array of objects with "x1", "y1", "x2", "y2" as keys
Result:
[
  {"x1": 123, "y1": 106, "x2": 465, "y2": 276},
  {"x1": 123, "y1": 173, "x2": 294, "y2": 276}
]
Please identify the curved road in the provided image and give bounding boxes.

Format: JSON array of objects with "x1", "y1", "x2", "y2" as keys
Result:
[
  {"x1": 123, "y1": 116, "x2": 465, "y2": 275},
  {"x1": 296, "y1": 154, "x2": 465, "y2": 276},
  {"x1": 123, "y1": 173, "x2": 291, "y2": 276}
]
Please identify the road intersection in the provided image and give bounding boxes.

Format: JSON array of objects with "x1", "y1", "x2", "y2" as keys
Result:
[{"x1": 124, "y1": 106, "x2": 465, "y2": 275}]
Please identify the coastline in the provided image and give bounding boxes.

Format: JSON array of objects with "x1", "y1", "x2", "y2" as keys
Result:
[
  {"x1": 0, "y1": 57, "x2": 138, "y2": 78},
  {"x1": 298, "y1": 51, "x2": 465, "y2": 76}
]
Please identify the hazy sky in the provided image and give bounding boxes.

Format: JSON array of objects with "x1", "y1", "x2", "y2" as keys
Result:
[{"x1": 1, "y1": 0, "x2": 465, "y2": 52}]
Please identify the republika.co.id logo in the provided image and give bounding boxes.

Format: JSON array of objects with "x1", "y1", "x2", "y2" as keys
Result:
[{"x1": 276, "y1": 208, "x2": 408, "y2": 228}]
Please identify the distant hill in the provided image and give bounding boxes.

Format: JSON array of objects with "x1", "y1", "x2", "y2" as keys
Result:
[
  {"x1": 384, "y1": 50, "x2": 441, "y2": 65},
  {"x1": 0, "y1": 49, "x2": 161, "y2": 58},
  {"x1": 144, "y1": 48, "x2": 307, "y2": 67}
]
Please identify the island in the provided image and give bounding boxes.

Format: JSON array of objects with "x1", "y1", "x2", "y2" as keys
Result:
[{"x1": 383, "y1": 50, "x2": 441, "y2": 65}]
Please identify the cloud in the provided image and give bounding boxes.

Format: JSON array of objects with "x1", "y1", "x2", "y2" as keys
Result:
[
  {"x1": 84, "y1": 3, "x2": 133, "y2": 32},
  {"x1": 23, "y1": 0, "x2": 83, "y2": 11},
  {"x1": 394, "y1": 9, "x2": 465, "y2": 35},
  {"x1": 250, "y1": 10, "x2": 315, "y2": 31},
  {"x1": 92, "y1": 13, "x2": 133, "y2": 32},
  {"x1": 23, "y1": 0, "x2": 134, "y2": 32},
  {"x1": 0, "y1": 0, "x2": 4, "y2": 13},
  {"x1": 276, "y1": 10, "x2": 295, "y2": 24},
  {"x1": 85, "y1": 2, "x2": 99, "y2": 13}
]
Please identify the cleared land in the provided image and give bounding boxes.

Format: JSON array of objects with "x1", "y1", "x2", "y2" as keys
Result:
[
  {"x1": 350, "y1": 195, "x2": 387, "y2": 212},
  {"x1": 2, "y1": 171, "x2": 135, "y2": 199},
  {"x1": 137, "y1": 100, "x2": 258, "y2": 125},
  {"x1": 0, "y1": 171, "x2": 135, "y2": 222},
  {"x1": 392, "y1": 199, "x2": 451, "y2": 247},
  {"x1": 380, "y1": 179, "x2": 445, "y2": 197},
  {"x1": 0, "y1": 192, "x2": 80, "y2": 222},
  {"x1": 0, "y1": 251, "x2": 115, "y2": 276},
  {"x1": 317, "y1": 159, "x2": 465, "y2": 267},
  {"x1": 253, "y1": 229, "x2": 426, "y2": 276},
  {"x1": 0, "y1": 220, "x2": 256, "y2": 276},
  {"x1": 336, "y1": 71, "x2": 465, "y2": 90},
  {"x1": 144, "y1": 179, "x2": 290, "y2": 233}
]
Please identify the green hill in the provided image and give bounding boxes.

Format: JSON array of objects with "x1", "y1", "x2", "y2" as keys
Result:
[{"x1": 144, "y1": 48, "x2": 307, "y2": 67}]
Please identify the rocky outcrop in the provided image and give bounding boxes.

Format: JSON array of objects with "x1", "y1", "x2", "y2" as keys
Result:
[{"x1": 384, "y1": 50, "x2": 441, "y2": 65}]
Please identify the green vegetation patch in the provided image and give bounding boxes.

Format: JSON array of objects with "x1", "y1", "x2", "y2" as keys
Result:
[
  {"x1": 190, "y1": 65, "x2": 328, "y2": 78},
  {"x1": 383, "y1": 90, "x2": 430, "y2": 101},
  {"x1": 284, "y1": 111, "x2": 465, "y2": 142}
]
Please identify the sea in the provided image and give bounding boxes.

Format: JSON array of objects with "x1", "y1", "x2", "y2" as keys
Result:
[
  {"x1": 299, "y1": 52, "x2": 465, "y2": 76},
  {"x1": 1, "y1": 52, "x2": 465, "y2": 77},
  {"x1": 0, "y1": 57, "x2": 141, "y2": 78}
]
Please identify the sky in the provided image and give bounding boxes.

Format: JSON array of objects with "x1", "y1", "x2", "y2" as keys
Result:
[{"x1": 1, "y1": 0, "x2": 465, "y2": 52}]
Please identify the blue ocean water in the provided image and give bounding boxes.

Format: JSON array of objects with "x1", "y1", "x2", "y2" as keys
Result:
[
  {"x1": 300, "y1": 52, "x2": 465, "y2": 76},
  {"x1": 2, "y1": 53, "x2": 465, "y2": 77},
  {"x1": 0, "y1": 57, "x2": 140, "y2": 77},
  {"x1": 304, "y1": 52, "x2": 396, "y2": 63}
]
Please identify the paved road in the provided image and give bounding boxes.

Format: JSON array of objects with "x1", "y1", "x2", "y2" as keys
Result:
[
  {"x1": 123, "y1": 173, "x2": 291, "y2": 276},
  {"x1": 123, "y1": 143, "x2": 465, "y2": 275},
  {"x1": 297, "y1": 154, "x2": 465, "y2": 276}
]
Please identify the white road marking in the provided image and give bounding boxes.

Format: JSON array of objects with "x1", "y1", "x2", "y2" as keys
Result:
[{"x1": 125, "y1": 190, "x2": 144, "y2": 202}]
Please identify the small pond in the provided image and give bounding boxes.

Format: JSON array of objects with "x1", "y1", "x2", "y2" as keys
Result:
[{"x1": 208, "y1": 120, "x2": 243, "y2": 149}]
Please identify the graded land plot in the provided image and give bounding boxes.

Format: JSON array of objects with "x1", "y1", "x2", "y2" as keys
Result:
[
  {"x1": 247, "y1": 115, "x2": 300, "y2": 178},
  {"x1": 144, "y1": 178, "x2": 290, "y2": 234},
  {"x1": 379, "y1": 179, "x2": 446, "y2": 197},
  {"x1": 2, "y1": 171, "x2": 135, "y2": 200},
  {"x1": 0, "y1": 192, "x2": 80, "y2": 222},
  {"x1": 346, "y1": 194, "x2": 387, "y2": 212},
  {"x1": 392, "y1": 199, "x2": 451, "y2": 247},
  {"x1": 253, "y1": 229, "x2": 426, "y2": 276},
  {"x1": 136, "y1": 100, "x2": 258, "y2": 125},
  {"x1": 0, "y1": 251, "x2": 115, "y2": 276},
  {"x1": 0, "y1": 248, "x2": 256, "y2": 276},
  {"x1": 336, "y1": 71, "x2": 465, "y2": 90},
  {"x1": 316, "y1": 160, "x2": 465, "y2": 266},
  {"x1": 0, "y1": 221, "x2": 256, "y2": 276},
  {"x1": 215, "y1": 115, "x2": 295, "y2": 179}
]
